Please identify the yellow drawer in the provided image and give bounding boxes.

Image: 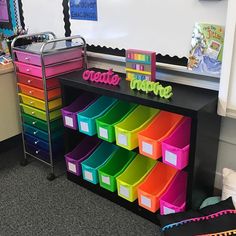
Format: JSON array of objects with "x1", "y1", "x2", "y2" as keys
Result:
[
  {"x1": 19, "y1": 93, "x2": 62, "y2": 111},
  {"x1": 20, "y1": 103, "x2": 61, "y2": 121}
]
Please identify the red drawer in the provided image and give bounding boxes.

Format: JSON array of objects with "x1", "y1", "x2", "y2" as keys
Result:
[
  {"x1": 17, "y1": 73, "x2": 60, "y2": 90},
  {"x1": 18, "y1": 83, "x2": 61, "y2": 101}
]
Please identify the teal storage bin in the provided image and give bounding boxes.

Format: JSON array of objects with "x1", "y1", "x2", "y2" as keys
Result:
[
  {"x1": 81, "y1": 142, "x2": 118, "y2": 184},
  {"x1": 96, "y1": 101, "x2": 137, "y2": 142},
  {"x1": 77, "y1": 96, "x2": 117, "y2": 136}
]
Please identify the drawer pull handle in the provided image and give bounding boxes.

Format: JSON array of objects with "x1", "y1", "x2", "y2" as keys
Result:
[
  {"x1": 32, "y1": 121, "x2": 37, "y2": 125},
  {"x1": 35, "y1": 150, "x2": 40, "y2": 154},
  {"x1": 25, "y1": 57, "x2": 30, "y2": 60},
  {"x1": 34, "y1": 140, "x2": 39, "y2": 145},
  {"x1": 29, "y1": 91, "x2": 33, "y2": 94},
  {"x1": 31, "y1": 112, "x2": 35, "y2": 115},
  {"x1": 30, "y1": 101, "x2": 34, "y2": 104},
  {"x1": 26, "y1": 69, "x2": 30, "y2": 72},
  {"x1": 27, "y1": 80, "x2": 31, "y2": 83},
  {"x1": 33, "y1": 131, "x2": 38, "y2": 135}
]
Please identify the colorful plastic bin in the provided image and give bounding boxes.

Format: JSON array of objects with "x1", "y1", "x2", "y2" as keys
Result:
[
  {"x1": 115, "y1": 105, "x2": 159, "y2": 150},
  {"x1": 137, "y1": 162, "x2": 178, "y2": 212},
  {"x1": 116, "y1": 154, "x2": 156, "y2": 202},
  {"x1": 65, "y1": 136, "x2": 101, "y2": 176},
  {"x1": 23, "y1": 123, "x2": 63, "y2": 142},
  {"x1": 138, "y1": 111, "x2": 184, "y2": 160},
  {"x1": 21, "y1": 113, "x2": 62, "y2": 132},
  {"x1": 19, "y1": 93, "x2": 62, "y2": 111},
  {"x1": 18, "y1": 83, "x2": 61, "y2": 101},
  {"x1": 77, "y1": 96, "x2": 118, "y2": 136},
  {"x1": 20, "y1": 103, "x2": 61, "y2": 121},
  {"x1": 96, "y1": 101, "x2": 137, "y2": 142},
  {"x1": 98, "y1": 148, "x2": 136, "y2": 192},
  {"x1": 15, "y1": 58, "x2": 83, "y2": 78},
  {"x1": 81, "y1": 142, "x2": 118, "y2": 184},
  {"x1": 61, "y1": 93, "x2": 98, "y2": 130},
  {"x1": 162, "y1": 117, "x2": 191, "y2": 170},
  {"x1": 17, "y1": 72, "x2": 60, "y2": 90},
  {"x1": 160, "y1": 171, "x2": 188, "y2": 215}
]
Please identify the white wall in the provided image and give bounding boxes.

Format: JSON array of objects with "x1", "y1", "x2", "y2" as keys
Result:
[{"x1": 215, "y1": 117, "x2": 236, "y2": 189}]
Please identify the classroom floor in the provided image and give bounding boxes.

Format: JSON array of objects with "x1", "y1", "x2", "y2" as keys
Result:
[{"x1": 0, "y1": 141, "x2": 161, "y2": 236}]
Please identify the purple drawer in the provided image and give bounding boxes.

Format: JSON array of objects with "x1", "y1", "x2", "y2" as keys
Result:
[
  {"x1": 14, "y1": 48, "x2": 82, "y2": 66},
  {"x1": 65, "y1": 136, "x2": 101, "y2": 176},
  {"x1": 15, "y1": 58, "x2": 83, "y2": 78}
]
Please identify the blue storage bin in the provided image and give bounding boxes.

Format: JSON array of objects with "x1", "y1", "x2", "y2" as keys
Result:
[
  {"x1": 77, "y1": 96, "x2": 118, "y2": 136},
  {"x1": 81, "y1": 142, "x2": 118, "y2": 184}
]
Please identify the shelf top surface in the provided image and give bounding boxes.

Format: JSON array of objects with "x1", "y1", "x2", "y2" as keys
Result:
[
  {"x1": 59, "y1": 68, "x2": 219, "y2": 117},
  {"x1": 14, "y1": 41, "x2": 83, "y2": 54}
]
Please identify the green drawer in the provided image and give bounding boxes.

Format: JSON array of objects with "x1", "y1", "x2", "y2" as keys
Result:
[
  {"x1": 20, "y1": 103, "x2": 61, "y2": 121},
  {"x1": 21, "y1": 113, "x2": 63, "y2": 132}
]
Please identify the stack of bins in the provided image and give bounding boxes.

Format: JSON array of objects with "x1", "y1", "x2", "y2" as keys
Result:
[{"x1": 13, "y1": 41, "x2": 84, "y2": 163}]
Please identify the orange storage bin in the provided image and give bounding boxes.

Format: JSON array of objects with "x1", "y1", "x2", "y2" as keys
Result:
[
  {"x1": 138, "y1": 111, "x2": 184, "y2": 160},
  {"x1": 18, "y1": 83, "x2": 61, "y2": 101},
  {"x1": 137, "y1": 162, "x2": 178, "y2": 212}
]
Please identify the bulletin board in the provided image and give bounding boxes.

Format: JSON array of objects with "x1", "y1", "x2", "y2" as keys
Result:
[
  {"x1": 0, "y1": 0, "x2": 20, "y2": 36},
  {"x1": 20, "y1": 0, "x2": 66, "y2": 38}
]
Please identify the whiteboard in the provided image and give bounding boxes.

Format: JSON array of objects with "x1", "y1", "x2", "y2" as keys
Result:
[
  {"x1": 21, "y1": 0, "x2": 65, "y2": 37},
  {"x1": 70, "y1": 0, "x2": 227, "y2": 58}
]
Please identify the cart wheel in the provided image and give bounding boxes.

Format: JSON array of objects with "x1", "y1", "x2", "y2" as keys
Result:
[
  {"x1": 47, "y1": 173, "x2": 56, "y2": 181},
  {"x1": 20, "y1": 158, "x2": 28, "y2": 166}
]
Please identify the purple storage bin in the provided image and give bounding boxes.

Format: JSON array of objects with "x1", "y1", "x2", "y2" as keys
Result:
[
  {"x1": 160, "y1": 171, "x2": 188, "y2": 215},
  {"x1": 162, "y1": 117, "x2": 191, "y2": 170},
  {"x1": 61, "y1": 93, "x2": 98, "y2": 130},
  {"x1": 65, "y1": 136, "x2": 101, "y2": 176}
]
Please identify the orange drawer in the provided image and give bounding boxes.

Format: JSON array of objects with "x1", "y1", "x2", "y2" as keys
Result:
[
  {"x1": 17, "y1": 72, "x2": 60, "y2": 90},
  {"x1": 18, "y1": 83, "x2": 61, "y2": 101}
]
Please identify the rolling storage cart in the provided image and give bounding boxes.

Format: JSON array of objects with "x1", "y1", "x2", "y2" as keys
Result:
[{"x1": 11, "y1": 32, "x2": 87, "y2": 180}]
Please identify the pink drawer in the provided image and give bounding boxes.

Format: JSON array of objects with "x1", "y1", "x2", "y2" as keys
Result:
[
  {"x1": 15, "y1": 59, "x2": 83, "y2": 78},
  {"x1": 14, "y1": 48, "x2": 82, "y2": 66},
  {"x1": 17, "y1": 73, "x2": 60, "y2": 90}
]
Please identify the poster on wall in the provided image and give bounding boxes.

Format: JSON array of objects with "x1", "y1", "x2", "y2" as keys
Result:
[
  {"x1": 70, "y1": 0, "x2": 98, "y2": 21},
  {"x1": 0, "y1": 0, "x2": 9, "y2": 22}
]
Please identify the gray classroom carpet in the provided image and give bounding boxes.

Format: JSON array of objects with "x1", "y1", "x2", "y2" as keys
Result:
[{"x1": 0, "y1": 143, "x2": 161, "y2": 236}]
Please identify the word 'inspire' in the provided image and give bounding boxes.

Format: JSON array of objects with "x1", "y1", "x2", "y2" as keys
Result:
[
  {"x1": 130, "y1": 78, "x2": 173, "y2": 99},
  {"x1": 82, "y1": 69, "x2": 121, "y2": 86}
]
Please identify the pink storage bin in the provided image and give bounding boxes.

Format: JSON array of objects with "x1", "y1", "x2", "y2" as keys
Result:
[
  {"x1": 65, "y1": 136, "x2": 101, "y2": 176},
  {"x1": 15, "y1": 58, "x2": 83, "y2": 78},
  {"x1": 61, "y1": 93, "x2": 98, "y2": 130},
  {"x1": 162, "y1": 117, "x2": 191, "y2": 170},
  {"x1": 14, "y1": 48, "x2": 82, "y2": 66},
  {"x1": 160, "y1": 171, "x2": 188, "y2": 215}
]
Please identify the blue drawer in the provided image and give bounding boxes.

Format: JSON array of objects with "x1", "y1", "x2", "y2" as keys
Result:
[{"x1": 23, "y1": 123, "x2": 63, "y2": 142}]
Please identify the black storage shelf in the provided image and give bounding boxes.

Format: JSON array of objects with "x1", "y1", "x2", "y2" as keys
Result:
[{"x1": 59, "y1": 68, "x2": 221, "y2": 225}]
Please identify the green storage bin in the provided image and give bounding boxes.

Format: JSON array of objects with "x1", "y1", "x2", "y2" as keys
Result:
[
  {"x1": 115, "y1": 105, "x2": 160, "y2": 150},
  {"x1": 98, "y1": 148, "x2": 136, "y2": 192},
  {"x1": 116, "y1": 154, "x2": 157, "y2": 202},
  {"x1": 22, "y1": 113, "x2": 62, "y2": 132},
  {"x1": 96, "y1": 101, "x2": 137, "y2": 142}
]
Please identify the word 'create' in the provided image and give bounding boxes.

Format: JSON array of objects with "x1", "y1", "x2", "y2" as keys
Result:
[{"x1": 82, "y1": 69, "x2": 121, "y2": 86}]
